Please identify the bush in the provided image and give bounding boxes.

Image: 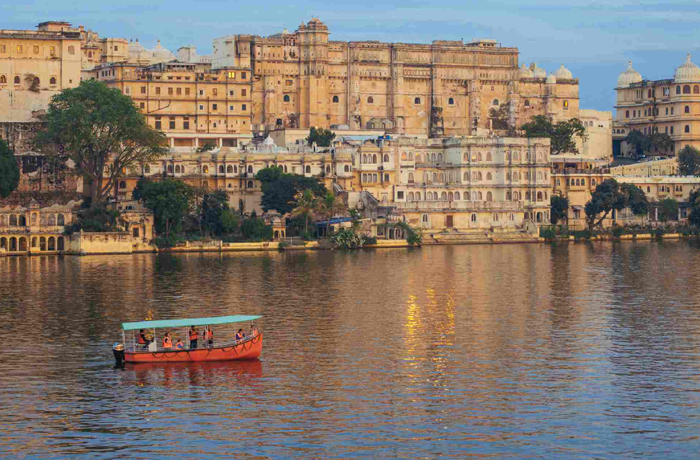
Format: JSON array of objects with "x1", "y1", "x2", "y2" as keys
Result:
[
  {"x1": 154, "y1": 234, "x2": 182, "y2": 248},
  {"x1": 278, "y1": 242, "x2": 289, "y2": 250},
  {"x1": 240, "y1": 217, "x2": 273, "y2": 241},
  {"x1": 396, "y1": 221, "x2": 422, "y2": 246},
  {"x1": 539, "y1": 227, "x2": 556, "y2": 240},
  {"x1": 572, "y1": 229, "x2": 592, "y2": 240},
  {"x1": 612, "y1": 226, "x2": 624, "y2": 239},
  {"x1": 331, "y1": 229, "x2": 363, "y2": 249},
  {"x1": 361, "y1": 235, "x2": 377, "y2": 245},
  {"x1": 653, "y1": 226, "x2": 665, "y2": 239},
  {"x1": 64, "y1": 204, "x2": 120, "y2": 235}
]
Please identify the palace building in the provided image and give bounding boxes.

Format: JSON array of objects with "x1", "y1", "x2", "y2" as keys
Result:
[
  {"x1": 214, "y1": 18, "x2": 580, "y2": 136},
  {"x1": 615, "y1": 55, "x2": 700, "y2": 156}
]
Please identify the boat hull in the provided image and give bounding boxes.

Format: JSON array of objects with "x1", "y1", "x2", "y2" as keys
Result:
[{"x1": 124, "y1": 334, "x2": 263, "y2": 363}]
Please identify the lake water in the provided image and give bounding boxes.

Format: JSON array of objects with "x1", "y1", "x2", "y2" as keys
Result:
[{"x1": 1, "y1": 242, "x2": 700, "y2": 459}]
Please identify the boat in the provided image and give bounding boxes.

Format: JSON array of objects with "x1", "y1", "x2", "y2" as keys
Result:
[{"x1": 118, "y1": 315, "x2": 263, "y2": 364}]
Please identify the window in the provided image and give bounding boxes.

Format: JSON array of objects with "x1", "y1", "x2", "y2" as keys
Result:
[
  {"x1": 0, "y1": 75, "x2": 5, "y2": 84},
  {"x1": 492, "y1": 99, "x2": 499, "y2": 106},
  {"x1": 154, "y1": 87, "x2": 161, "y2": 95},
  {"x1": 176, "y1": 87, "x2": 182, "y2": 96},
  {"x1": 367, "y1": 96, "x2": 374, "y2": 104},
  {"x1": 141, "y1": 86, "x2": 146, "y2": 94},
  {"x1": 139, "y1": 102, "x2": 145, "y2": 109},
  {"x1": 241, "y1": 72, "x2": 246, "y2": 79},
  {"x1": 169, "y1": 117, "x2": 175, "y2": 129},
  {"x1": 213, "y1": 103, "x2": 218, "y2": 111},
  {"x1": 625, "y1": 110, "x2": 629, "y2": 118},
  {"x1": 185, "y1": 88, "x2": 190, "y2": 96},
  {"x1": 671, "y1": 107, "x2": 675, "y2": 115},
  {"x1": 448, "y1": 98, "x2": 454, "y2": 105},
  {"x1": 305, "y1": 166, "x2": 311, "y2": 174},
  {"x1": 242, "y1": 89, "x2": 247, "y2": 96},
  {"x1": 695, "y1": 86, "x2": 700, "y2": 94},
  {"x1": 414, "y1": 97, "x2": 421, "y2": 104},
  {"x1": 677, "y1": 86, "x2": 681, "y2": 95},
  {"x1": 333, "y1": 96, "x2": 339, "y2": 103},
  {"x1": 167, "y1": 87, "x2": 173, "y2": 95},
  {"x1": 524, "y1": 100, "x2": 530, "y2": 107},
  {"x1": 183, "y1": 117, "x2": 190, "y2": 130},
  {"x1": 284, "y1": 95, "x2": 290, "y2": 102},
  {"x1": 671, "y1": 126, "x2": 674, "y2": 134},
  {"x1": 16, "y1": 45, "x2": 23, "y2": 54},
  {"x1": 686, "y1": 106, "x2": 690, "y2": 114},
  {"x1": 155, "y1": 117, "x2": 161, "y2": 130},
  {"x1": 0, "y1": 45, "x2": 5, "y2": 53},
  {"x1": 14, "y1": 76, "x2": 20, "y2": 84},
  {"x1": 213, "y1": 88, "x2": 218, "y2": 96},
  {"x1": 242, "y1": 104, "x2": 246, "y2": 111},
  {"x1": 397, "y1": 191, "x2": 404, "y2": 200},
  {"x1": 48, "y1": 76, "x2": 57, "y2": 85},
  {"x1": 563, "y1": 100, "x2": 569, "y2": 110},
  {"x1": 199, "y1": 90, "x2": 205, "y2": 96},
  {"x1": 666, "y1": 108, "x2": 669, "y2": 115},
  {"x1": 685, "y1": 125, "x2": 690, "y2": 133},
  {"x1": 199, "y1": 105, "x2": 204, "y2": 110},
  {"x1": 683, "y1": 85, "x2": 691, "y2": 94}
]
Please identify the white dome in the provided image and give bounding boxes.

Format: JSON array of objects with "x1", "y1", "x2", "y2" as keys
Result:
[
  {"x1": 263, "y1": 136, "x2": 275, "y2": 146},
  {"x1": 518, "y1": 64, "x2": 534, "y2": 79},
  {"x1": 129, "y1": 39, "x2": 145, "y2": 56},
  {"x1": 151, "y1": 40, "x2": 175, "y2": 62},
  {"x1": 675, "y1": 53, "x2": 700, "y2": 83},
  {"x1": 532, "y1": 64, "x2": 546, "y2": 79},
  {"x1": 553, "y1": 64, "x2": 573, "y2": 79},
  {"x1": 546, "y1": 74, "x2": 557, "y2": 84},
  {"x1": 617, "y1": 60, "x2": 642, "y2": 88}
]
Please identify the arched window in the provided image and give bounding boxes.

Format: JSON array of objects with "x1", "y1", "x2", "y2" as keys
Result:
[
  {"x1": 362, "y1": 154, "x2": 368, "y2": 164},
  {"x1": 486, "y1": 192, "x2": 493, "y2": 201},
  {"x1": 478, "y1": 153, "x2": 482, "y2": 161},
  {"x1": 686, "y1": 106, "x2": 690, "y2": 114},
  {"x1": 283, "y1": 95, "x2": 290, "y2": 102},
  {"x1": 9, "y1": 215, "x2": 17, "y2": 226},
  {"x1": 414, "y1": 97, "x2": 421, "y2": 104},
  {"x1": 695, "y1": 86, "x2": 700, "y2": 94},
  {"x1": 455, "y1": 192, "x2": 460, "y2": 200},
  {"x1": 57, "y1": 214, "x2": 65, "y2": 226},
  {"x1": 427, "y1": 192, "x2": 433, "y2": 200},
  {"x1": 408, "y1": 192, "x2": 414, "y2": 201},
  {"x1": 373, "y1": 154, "x2": 378, "y2": 164},
  {"x1": 438, "y1": 173, "x2": 445, "y2": 183},
  {"x1": 383, "y1": 154, "x2": 389, "y2": 162},
  {"x1": 506, "y1": 191, "x2": 512, "y2": 201},
  {"x1": 0, "y1": 75, "x2": 5, "y2": 84},
  {"x1": 367, "y1": 96, "x2": 374, "y2": 104},
  {"x1": 422, "y1": 214, "x2": 429, "y2": 223},
  {"x1": 408, "y1": 172, "x2": 414, "y2": 183},
  {"x1": 524, "y1": 100, "x2": 530, "y2": 107},
  {"x1": 247, "y1": 180, "x2": 254, "y2": 188},
  {"x1": 486, "y1": 172, "x2": 492, "y2": 181},
  {"x1": 464, "y1": 192, "x2": 470, "y2": 201},
  {"x1": 14, "y1": 76, "x2": 20, "y2": 84},
  {"x1": 344, "y1": 165, "x2": 350, "y2": 172},
  {"x1": 478, "y1": 172, "x2": 483, "y2": 180},
  {"x1": 48, "y1": 214, "x2": 56, "y2": 226},
  {"x1": 438, "y1": 153, "x2": 443, "y2": 162},
  {"x1": 537, "y1": 192, "x2": 543, "y2": 201},
  {"x1": 525, "y1": 191, "x2": 531, "y2": 200},
  {"x1": 415, "y1": 192, "x2": 421, "y2": 200},
  {"x1": 441, "y1": 192, "x2": 447, "y2": 200},
  {"x1": 333, "y1": 96, "x2": 339, "y2": 103},
  {"x1": 492, "y1": 99, "x2": 499, "y2": 106},
  {"x1": 144, "y1": 165, "x2": 150, "y2": 174},
  {"x1": 175, "y1": 165, "x2": 181, "y2": 173},
  {"x1": 448, "y1": 98, "x2": 454, "y2": 105},
  {"x1": 463, "y1": 172, "x2": 469, "y2": 182},
  {"x1": 50, "y1": 77, "x2": 56, "y2": 85},
  {"x1": 219, "y1": 165, "x2": 224, "y2": 174},
  {"x1": 432, "y1": 173, "x2": 438, "y2": 183},
  {"x1": 305, "y1": 165, "x2": 311, "y2": 173},
  {"x1": 33, "y1": 77, "x2": 39, "y2": 86},
  {"x1": 472, "y1": 172, "x2": 478, "y2": 181},
  {"x1": 203, "y1": 166, "x2": 209, "y2": 174},
  {"x1": 506, "y1": 172, "x2": 511, "y2": 181},
  {"x1": 227, "y1": 165, "x2": 233, "y2": 173},
  {"x1": 167, "y1": 165, "x2": 173, "y2": 173},
  {"x1": 478, "y1": 192, "x2": 483, "y2": 200},
  {"x1": 472, "y1": 191, "x2": 478, "y2": 201},
  {"x1": 683, "y1": 85, "x2": 691, "y2": 94},
  {"x1": 538, "y1": 171, "x2": 543, "y2": 180},
  {"x1": 471, "y1": 214, "x2": 477, "y2": 222}
]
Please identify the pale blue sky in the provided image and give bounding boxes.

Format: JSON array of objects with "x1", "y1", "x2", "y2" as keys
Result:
[{"x1": 3, "y1": 0, "x2": 698, "y2": 111}]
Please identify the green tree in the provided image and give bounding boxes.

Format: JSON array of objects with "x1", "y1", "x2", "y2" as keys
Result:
[
  {"x1": 624, "y1": 130, "x2": 651, "y2": 160},
  {"x1": 220, "y1": 209, "x2": 241, "y2": 234},
  {"x1": 0, "y1": 138, "x2": 20, "y2": 198},
  {"x1": 307, "y1": 127, "x2": 336, "y2": 147},
  {"x1": 256, "y1": 166, "x2": 327, "y2": 214},
  {"x1": 550, "y1": 195, "x2": 570, "y2": 225},
  {"x1": 657, "y1": 198, "x2": 679, "y2": 223},
  {"x1": 316, "y1": 191, "x2": 347, "y2": 237},
  {"x1": 584, "y1": 179, "x2": 648, "y2": 230},
  {"x1": 241, "y1": 216, "x2": 273, "y2": 241},
  {"x1": 133, "y1": 179, "x2": 194, "y2": 239},
  {"x1": 520, "y1": 115, "x2": 586, "y2": 155},
  {"x1": 678, "y1": 145, "x2": 700, "y2": 176},
  {"x1": 201, "y1": 191, "x2": 230, "y2": 236},
  {"x1": 650, "y1": 132, "x2": 673, "y2": 153},
  {"x1": 64, "y1": 202, "x2": 120, "y2": 234},
  {"x1": 689, "y1": 189, "x2": 700, "y2": 228},
  {"x1": 35, "y1": 80, "x2": 168, "y2": 205},
  {"x1": 489, "y1": 104, "x2": 511, "y2": 131},
  {"x1": 289, "y1": 189, "x2": 317, "y2": 235}
]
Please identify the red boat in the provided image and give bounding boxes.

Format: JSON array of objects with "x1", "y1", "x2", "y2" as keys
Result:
[{"x1": 117, "y1": 315, "x2": 263, "y2": 364}]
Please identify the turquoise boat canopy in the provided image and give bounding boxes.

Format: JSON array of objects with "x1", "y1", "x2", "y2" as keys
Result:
[{"x1": 122, "y1": 315, "x2": 262, "y2": 331}]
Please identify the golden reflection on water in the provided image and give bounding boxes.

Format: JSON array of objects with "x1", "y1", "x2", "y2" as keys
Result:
[{"x1": 2, "y1": 243, "x2": 700, "y2": 458}]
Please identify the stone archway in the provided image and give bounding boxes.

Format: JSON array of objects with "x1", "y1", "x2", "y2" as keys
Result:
[
  {"x1": 18, "y1": 237, "x2": 27, "y2": 251},
  {"x1": 57, "y1": 237, "x2": 65, "y2": 251},
  {"x1": 9, "y1": 237, "x2": 17, "y2": 251},
  {"x1": 48, "y1": 237, "x2": 56, "y2": 251},
  {"x1": 0, "y1": 237, "x2": 6, "y2": 250},
  {"x1": 40, "y1": 237, "x2": 47, "y2": 251}
]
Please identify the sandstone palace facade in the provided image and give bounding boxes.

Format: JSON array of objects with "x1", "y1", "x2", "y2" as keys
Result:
[{"x1": 214, "y1": 18, "x2": 580, "y2": 136}]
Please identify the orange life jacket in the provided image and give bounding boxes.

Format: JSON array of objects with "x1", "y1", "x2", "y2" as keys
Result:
[
  {"x1": 190, "y1": 330, "x2": 198, "y2": 340},
  {"x1": 204, "y1": 330, "x2": 213, "y2": 341},
  {"x1": 163, "y1": 336, "x2": 172, "y2": 348},
  {"x1": 137, "y1": 333, "x2": 146, "y2": 344}
]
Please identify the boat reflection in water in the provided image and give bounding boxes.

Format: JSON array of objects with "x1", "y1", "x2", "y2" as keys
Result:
[{"x1": 132, "y1": 359, "x2": 264, "y2": 389}]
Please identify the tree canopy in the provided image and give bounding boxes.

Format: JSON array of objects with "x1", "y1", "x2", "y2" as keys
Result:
[
  {"x1": 201, "y1": 191, "x2": 230, "y2": 236},
  {"x1": 307, "y1": 127, "x2": 336, "y2": 147},
  {"x1": 133, "y1": 179, "x2": 194, "y2": 239},
  {"x1": 624, "y1": 130, "x2": 673, "y2": 160},
  {"x1": 550, "y1": 195, "x2": 569, "y2": 225},
  {"x1": 678, "y1": 145, "x2": 700, "y2": 176},
  {"x1": 256, "y1": 166, "x2": 327, "y2": 215},
  {"x1": 0, "y1": 138, "x2": 20, "y2": 198},
  {"x1": 35, "y1": 80, "x2": 168, "y2": 205},
  {"x1": 64, "y1": 202, "x2": 120, "y2": 235},
  {"x1": 689, "y1": 189, "x2": 700, "y2": 228},
  {"x1": 584, "y1": 179, "x2": 648, "y2": 230},
  {"x1": 520, "y1": 115, "x2": 586, "y2": 155},
  {"x1": 657, "y1": 198, "x2": 679, "y2": 223}
]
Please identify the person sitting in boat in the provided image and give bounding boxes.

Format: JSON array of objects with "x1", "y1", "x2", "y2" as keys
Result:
[
  {"x1": 163, "y1": 332, "x2": 173, "y2": 348},
  {"x1": 138, "y1": 329, "x2": 152, "y2": 349},
  {"x1": 204, "y1": 326, "x2": 213, "y2": 347},
  {"x1": 189, "y1": 326, "x2": 199, "y2": 349},
  {"x1": 235, "y1": 329, "x2": 245, "y2": 342},
  {"x1": 249, "y1": 324, "x2": 259, "y2": 337},
  {"x1": 175, "y1": 338, "x2": 185, "y2": 349}
]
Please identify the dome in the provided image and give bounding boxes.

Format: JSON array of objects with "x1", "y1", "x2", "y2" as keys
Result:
[
  {"x1": 263, "y1": 136, "x2": 275, "y2": 146},
  {"x1": 546, "y1": 74, "x2": 557, "y2": 85},
  {"x1": 675, "y1": 53, "x2": 700, "y2": 83},
  {"x1": 532, "y1": 64, "x2": 546, "y2": 79},
  {"x1": 518, "y1": 64, "x2": 534, "y2": 79},
  {"x1": 129, "y1": 39, "x2": 145, "y2": 56},
  {"x1": 553, "y1": 64, "x2": 573, "y2": 79},
  {"x1": 617, "y1": 60, "x2": 642, "y2": 88},
  {"x1": 151, "y1": 40, "x2": 175, "y2": 62}
]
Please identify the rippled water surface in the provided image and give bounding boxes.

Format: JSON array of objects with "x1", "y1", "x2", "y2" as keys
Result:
[{"x1": 2, "y1": 242, "x2": 700, "y2": 459}]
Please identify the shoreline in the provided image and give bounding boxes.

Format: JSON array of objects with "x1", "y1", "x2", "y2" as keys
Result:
[{"x1": 0, "y1": 232, "x2": 692, "y2": 257}]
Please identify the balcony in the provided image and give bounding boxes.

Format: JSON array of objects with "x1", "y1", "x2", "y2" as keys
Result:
[{"x1": 394, "y1": 201, "x2": 523, "y2": 211}]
